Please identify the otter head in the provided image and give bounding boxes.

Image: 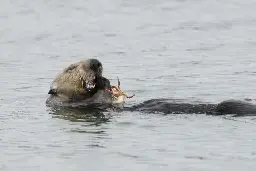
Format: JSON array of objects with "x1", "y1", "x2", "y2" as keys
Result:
[
  {"x1": 88, "y1": 58, "x2": 103, "y2": 77},
  {"x1": 77, "y1": 58, "x2": 104, "y2": 93}
]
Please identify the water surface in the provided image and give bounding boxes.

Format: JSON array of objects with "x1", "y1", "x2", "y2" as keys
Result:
[{"x1": 1, "y1": 0, "x2": 256, "y2": 170}]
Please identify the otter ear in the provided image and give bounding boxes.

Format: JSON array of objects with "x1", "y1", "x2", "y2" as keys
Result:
[{"x1": 48, "y1": 89, "x2": 57, "y2": 95}]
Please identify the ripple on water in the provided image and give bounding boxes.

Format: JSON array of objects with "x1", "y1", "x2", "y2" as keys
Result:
[
  {"x1": 69, "y1": 129, "x2": 106, "y2": 134},
  {"x1": 87, "y1": 144, "x2": 106, "y2": 148}
]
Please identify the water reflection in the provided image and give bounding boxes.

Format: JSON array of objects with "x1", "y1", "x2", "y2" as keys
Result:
[{"x1": 47, "y1": 103, "x2": 124, "y2": 125}]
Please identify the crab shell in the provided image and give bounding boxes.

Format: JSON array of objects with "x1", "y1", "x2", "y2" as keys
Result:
[
  {"x1": 106, "y1": 78, "x2": 135, "y2": 104},
  {"x1": 112, "y1": 94, "x2": 126, "y2": 104}
]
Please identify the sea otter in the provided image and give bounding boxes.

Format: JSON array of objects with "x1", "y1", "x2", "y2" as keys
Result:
[
  {"x1": 46, "y1": 58, "x2": 116, "y2": 107},
  {"x1": 46, "y1": 59, "x2": 256, "y2": 116}
]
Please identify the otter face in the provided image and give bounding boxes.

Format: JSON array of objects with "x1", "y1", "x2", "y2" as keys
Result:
[{"x1": 89, "y1": 59, "x2": 103, "y2": 76}]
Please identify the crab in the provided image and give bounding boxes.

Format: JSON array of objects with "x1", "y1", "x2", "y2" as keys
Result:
[{"x1": 105, "y1": 78, "x2": 135, "y2": 103}]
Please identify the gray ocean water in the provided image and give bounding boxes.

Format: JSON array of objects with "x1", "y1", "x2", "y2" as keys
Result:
[{"x1": 1, "y1": 0, "x2": 256, "y2": 170}]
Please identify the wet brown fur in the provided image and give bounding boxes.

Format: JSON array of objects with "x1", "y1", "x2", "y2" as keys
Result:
[{"x1": 49, "y1": 60, "x2": 102, "y2": 102}]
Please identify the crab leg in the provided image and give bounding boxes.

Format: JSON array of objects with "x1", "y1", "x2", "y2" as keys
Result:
[
  {"x1": 125, "y1": 93, "x2": 135, "y2": 98},
  {"x1": 117, "y1": 77, "x2": 120, "y2": 88}
]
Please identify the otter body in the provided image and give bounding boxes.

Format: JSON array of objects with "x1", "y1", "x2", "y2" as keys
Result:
[{"x1": 129, "y1": 99, "x2": 256, "y2": 116}]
